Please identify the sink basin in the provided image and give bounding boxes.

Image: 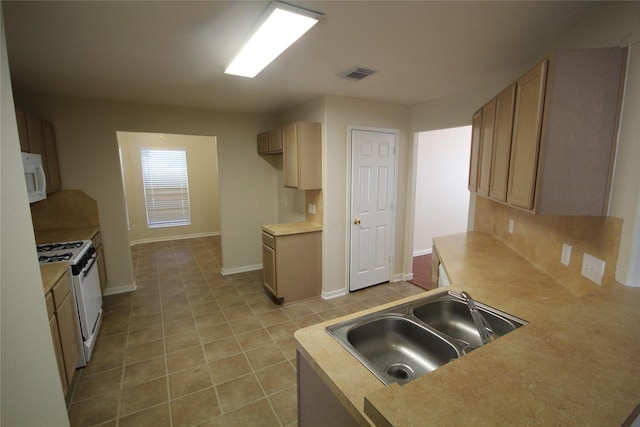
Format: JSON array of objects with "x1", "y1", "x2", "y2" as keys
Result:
[
  {"x1": 413, "y1": 299, "x2": 522, "y2": 349},
  {"x1": 346, "y1": 316, "x2": 459, "y2": 385},
  {"x1": 326, "y1": 290, "x2": 527, "y2": 385}
]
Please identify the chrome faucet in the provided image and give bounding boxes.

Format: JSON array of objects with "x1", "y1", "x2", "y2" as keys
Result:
[{"x1": 460, "y1": 291, "x2": 496, "y2": 345}]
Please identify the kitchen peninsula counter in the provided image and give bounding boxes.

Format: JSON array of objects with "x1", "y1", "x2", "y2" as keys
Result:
[
  {"x1": 294, "y1": 231, "x2": 640, "y2": 426},
  {"x1": 40, "y1": 263, "x2": 69, "y2": 294},
  {"x1": 262, "y1": 221, "x2": 322, "y2": 236}
]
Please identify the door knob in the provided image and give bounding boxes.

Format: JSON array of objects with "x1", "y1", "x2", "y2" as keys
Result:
[{"x1": 353, "y1": 219, "x2": 361, "y2": 225}]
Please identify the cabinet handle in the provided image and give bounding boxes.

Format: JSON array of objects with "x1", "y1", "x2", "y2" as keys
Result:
[{"x1": 353, "y1": 219, "x2": 361, "y2": 225}]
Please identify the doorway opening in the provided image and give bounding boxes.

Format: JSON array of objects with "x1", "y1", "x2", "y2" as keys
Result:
[
  {"x1": 116, "y1": 131, "x2": 220, "y2": 247},
  {"x1": 411, "y1": 126, "x2": 471, "y2": 289}
]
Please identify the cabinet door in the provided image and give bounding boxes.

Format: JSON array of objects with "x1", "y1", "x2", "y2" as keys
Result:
[
  {"x1": 489, "y1": 84, "x2": 516, "y2": 202},
  {"x1": 42, "y1": 120, "x2": 62, "y2": 193},
  {"x1": 26, "y1": 114, "x2": 45, "y2": 157},
  {"x1": 257, "y1": 132, "x2": 269, "y2": 154},
  {"x1": 96, "y1": 246, "x2": 107, "y2": 295},
  {"x1": 477, "y1": 99, "x2": 496, "y2": 196},
  {"x1": 16, "y1": 108, "x2": 29, "y2": 152},
  {"x1": 57, "y1": 291, "x2": 81, "y2": 386},
  {"x1": 283, "y1": 124, "x2": 299, "y2": 188},
  {"x1": 268, "y1": 128, "x2": 283, "y2": 153},
  {"x1": 49, "y1": 313, "x2": 68, "y2": 395},
  {"x1": 507, "y1": 60, "x2": 548, "y2": 210},
  {"x1": 262, "y1": 243, "x2": 277, "y2": 297},
  {"x1": 468, "y1": 109, "x2": 483, "y2": 191}
]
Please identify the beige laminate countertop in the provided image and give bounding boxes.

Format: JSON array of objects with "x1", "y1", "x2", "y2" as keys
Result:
[
  {"x1": 34, "y1": 226, "x2": 100, "y2": 245},
  {"x1": 294, "y1": 231, "x2": 640, "y2": 426},
  {"x1": 40, "y1": 263, "x2": 69, "y2": 294},
  {"x1": 262, "y1": 221, "x2": 322, "y2": 236}
]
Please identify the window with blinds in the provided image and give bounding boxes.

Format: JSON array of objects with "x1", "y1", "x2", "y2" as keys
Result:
[{"x1": 140, "y1": 148, "x2": 191, "y2": 228}]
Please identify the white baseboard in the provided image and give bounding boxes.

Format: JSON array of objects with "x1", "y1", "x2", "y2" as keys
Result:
[
  {"x1": 402, "y1": 273, "x2": 414, "y2": 281},
  {"x1": 322, "y1": 288, "x2": 348, "y2": 300},
  {"x1": 221, "y1": 263, "x2": 262, "y2": 276},
  {"x1": 412, "y1": 248, "x2": 433, "y2": 257},
  {"x1": 130, "y1": 231, "x2": 220, "y2": 247},
  {"x1": 103, "y1": 283, "x2": 138, "y2": 296}
]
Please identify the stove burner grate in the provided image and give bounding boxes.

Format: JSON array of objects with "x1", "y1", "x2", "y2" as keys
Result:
[
  {"x1": 39, "y1": 252, "x2": 74, "y2": 263},
  {"x1": 37, "y1": 241, "x2": 84, "y2": 253}
]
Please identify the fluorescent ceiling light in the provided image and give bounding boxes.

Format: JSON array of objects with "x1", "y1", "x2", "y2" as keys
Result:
[{"x1": 225, "y1": 2, "x2": 322, "y2": 78}]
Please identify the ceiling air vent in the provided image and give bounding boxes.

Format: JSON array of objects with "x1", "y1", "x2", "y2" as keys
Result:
[{"x1": 341, "y1": 67, "x2": 377, "y2": 81}]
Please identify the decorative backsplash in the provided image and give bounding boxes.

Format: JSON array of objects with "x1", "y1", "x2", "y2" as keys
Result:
[{"x1": 474, "y1": 196, "x2": 623, "y2": 296}]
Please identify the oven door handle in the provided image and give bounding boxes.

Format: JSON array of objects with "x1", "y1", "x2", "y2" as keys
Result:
[{"x1": 82, "y1": 254, "x2": 99, "y2": 279}]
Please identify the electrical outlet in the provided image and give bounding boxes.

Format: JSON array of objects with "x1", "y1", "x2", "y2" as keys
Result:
[
  {"x1": 508, "y1": 219, "x2": 514, "y2": 234},
  {"x1": 308, "y1": 203, "x2": 316, "y2": 214},
  {"x1": 581, "y1": 253, "x2": 605, "y2": 285},
  {"x1": 561, "y1": 243, "x2": 572, "y2": 266}
]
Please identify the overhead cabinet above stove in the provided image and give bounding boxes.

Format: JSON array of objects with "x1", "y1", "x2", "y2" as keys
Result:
[{"x1": 468, "y1": 47, "x2": 626, "y2": 216}]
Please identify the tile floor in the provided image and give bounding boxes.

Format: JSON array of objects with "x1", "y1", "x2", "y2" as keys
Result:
[{"x1": 66, "y1": 235, "x2": 425, "y2": 426}]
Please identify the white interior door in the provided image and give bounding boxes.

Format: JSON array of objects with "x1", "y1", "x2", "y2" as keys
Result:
[{"x1": 349, "y1": 128, "x2": 397, "y2": 291}]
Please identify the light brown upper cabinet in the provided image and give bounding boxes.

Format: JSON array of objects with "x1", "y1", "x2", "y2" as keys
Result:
[
  {"x1": 257, "y1": 128, "x2": 283, "y2": 155},
  {"x1": 16, "y1": 108, "x2": 29, "y2": 152},
  {"x1": 42, "y1": 120, "x2": 62, "y2": 193},
  {"x1": 283, "y1": 122, "x2": 322, "y2": 190},
  {"x1": 489, "y1": 84, "x2": 516, "y2": 202},
  {"x1": 19, "y1": 111, "x2": 63, "y2": 194},
  {"x1": 468, "y1": 109, "x2": 482, "y2": 192},
  {"x1": 470, "y1": 47, "x2": 626, "y2": 216},
  {"x1": 477, "y1": 99, "x2": 496, "y2": 196}
]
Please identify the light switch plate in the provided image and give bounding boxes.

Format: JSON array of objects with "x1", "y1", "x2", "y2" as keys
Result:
[
  {"x1": 582, "y1": 253, "x2": 605, "y2": 285},
  {"x1": 508, "y1": 219, "x2": 514, "y2": 234},
  {"x1": 308, "y1": 203, "x2": 316, "y2": 214}
]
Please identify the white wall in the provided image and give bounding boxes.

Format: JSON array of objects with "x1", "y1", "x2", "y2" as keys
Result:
[
  {"x1": 13, "y1": 94, "x2": 277, "y2": 289},
  {"x1": 0, "y1": 11, "x2": 70, "y2": 425},
  {"x1": 413, "y1": 126, "x2": 471, "y2": 255}
]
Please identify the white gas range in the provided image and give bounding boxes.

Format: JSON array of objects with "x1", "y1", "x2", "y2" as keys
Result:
[{"x1": 38, "y1": 239, "x2": 103, "y2": 367}]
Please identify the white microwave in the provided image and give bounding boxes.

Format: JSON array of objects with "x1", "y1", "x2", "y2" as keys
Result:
[{"x1": 22, "y1": 152, "x2": 47, "y2": 203}]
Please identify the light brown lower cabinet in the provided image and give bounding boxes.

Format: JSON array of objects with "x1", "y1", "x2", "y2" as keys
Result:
[
  {"x1": 47, "y1": 270, "x2": 81, "y2": 396},
  {"x1": 261, "y1": 230, "x2": 321, "y2": 303},
  {"x1": 92, "y1": 231, "x2": 108, "y2": 294}
]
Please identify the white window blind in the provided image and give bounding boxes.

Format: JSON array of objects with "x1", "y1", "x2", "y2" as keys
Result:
[{"x1": 140, "y1": 148, "x2": 191, "y2": 228}]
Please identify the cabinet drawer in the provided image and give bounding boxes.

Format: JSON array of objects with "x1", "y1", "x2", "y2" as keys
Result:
[
  {"x1": 45, "y1": 292, "x2": 55, "y2": 318},
  {"x1": 262, "y1": 231, "x2": 275, "y2": 249},
  {"x1": 51, "y1": 271, "x2": 72, "y2": 307},
  {"x1": 92, "y1": 231, "x2": 102, "y2": 248}
]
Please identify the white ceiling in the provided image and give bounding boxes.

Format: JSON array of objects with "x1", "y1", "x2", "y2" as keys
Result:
[{"x1": 3, "y1": 1, "x2": 595, "y2": 114}]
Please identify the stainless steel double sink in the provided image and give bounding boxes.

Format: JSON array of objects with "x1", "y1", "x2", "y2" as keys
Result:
[{"x1": 326, "y1": 290, "x2": 527, "y2": 385}]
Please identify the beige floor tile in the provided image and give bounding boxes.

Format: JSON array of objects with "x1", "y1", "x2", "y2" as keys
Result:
[
  {"x1": 128, "y1": 324, "x2": 164, "y2": 346},
  {"x1": 166, "y1": 345, "x2": 206, "y2": 373},
  {"x1": 216, "y1": 373, "x2": 265, "y2": 413},
  {"x1": 245, "y1": 343, "x2": 287, "y2": 370},
  {"x1": 266, "y1": 320, "x2": 298, "y2": 343},
  {"x1": 68, "y1": 389, "x2": 120, "y2": 426},
  {"x1": 163, "y1": 316, "x2": 196, "y2": 337},
  {"x1": 165, "y1": 331, "x2": 200, "y2": 354},
  {"x1": 255, "y1": 361, "x2": 296, "y2": 395},
  {"x1": 118, "y1": 403, "x2": 171, "y2": 427},
  {"x1": 73, "y1": 367, "x2": 123, "y2": 401},
  {"x1": 203, "y1": 337, "x2": 242, "y2": 361},
  {"x1": 210, "y1": 398, "x2": 280, "y2": 426},
  {"x1": 81, "y1": 348, "x2": 125, "y2": 376},
  {"x1": 170, "y1": 387, "x2": 220, "y2": 427},
  {"x1": 228, "y1": 315, "x2": 263, "y2": 334},
  {"x1": 126, "y1": 338, "x2": 165, "y2": 365},
  {"x1": 198, "y1": 322, "x2": 233, "y2": 343},
  {"x1": 120, "y1": 376, "x2": 168, "y2": 416},
  {"x1": 269, "y1": 385, "x2": 298, "y2": 425},
  {"x1": 236, "y1": 328, "x2": 274, "y2": 352},
  {"x1": 209, "y1": 353, "x2": 252, "y2": 385},
  {"x1": 169, "y1": 364, "x2": 213, "y2": 399},
  {"x1": 122, "y1": 356, "x2": 166, "y2": 388},
  {"x1": 67, "y1": 236, "x2": 424, "y2": 425}
]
